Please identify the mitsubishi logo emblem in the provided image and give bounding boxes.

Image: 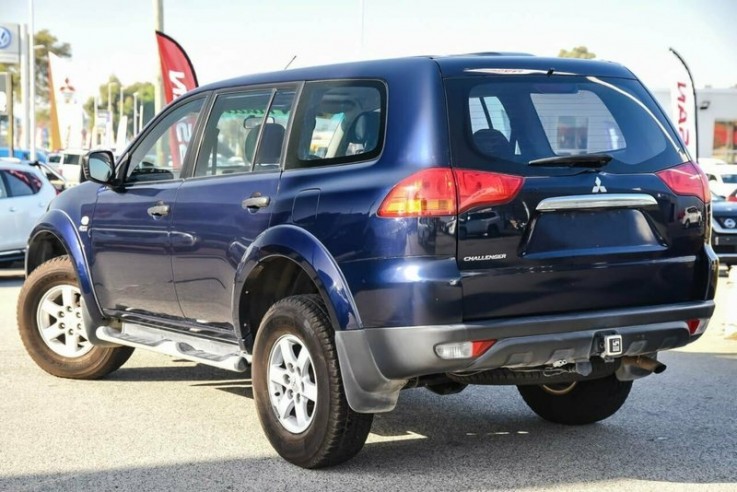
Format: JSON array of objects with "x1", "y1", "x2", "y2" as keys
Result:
[{"x1": 592, "y1": 177, "x2": 607, "y2": 193}]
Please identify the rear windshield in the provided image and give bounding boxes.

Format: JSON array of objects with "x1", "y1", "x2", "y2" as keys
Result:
[{"x1": 445, "y1": 75, "x2": 687, "y2": 176}]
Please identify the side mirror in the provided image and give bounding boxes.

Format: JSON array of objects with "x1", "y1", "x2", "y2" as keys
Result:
[{"x1": 82, "y1": 150, "x2": 116, "y2": 184}]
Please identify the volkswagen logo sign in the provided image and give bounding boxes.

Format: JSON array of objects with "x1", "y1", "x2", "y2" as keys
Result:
[
  {"x1": 724, "y1": 218, "x2": 737, "y2": 229},
  {"x1": 0, "y1": 27, "x2": 12, "y2": 50}
]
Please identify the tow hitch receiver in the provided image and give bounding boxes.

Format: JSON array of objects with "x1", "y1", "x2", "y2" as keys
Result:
[{"x1": 603, "y1": 334, "x2": 623, "y2": 357}]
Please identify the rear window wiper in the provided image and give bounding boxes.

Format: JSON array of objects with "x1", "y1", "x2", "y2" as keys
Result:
[{"x1": 527, "y1": 153, "x2": 612, "y2": 168}]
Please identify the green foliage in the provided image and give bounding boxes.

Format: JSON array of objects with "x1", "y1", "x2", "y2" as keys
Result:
[
  {"x1": 83, "y1": 76, "x2": 156, "y2": 137},
  {"x1": 558, "y1": 46, "x2": 596, "y2": 59}
]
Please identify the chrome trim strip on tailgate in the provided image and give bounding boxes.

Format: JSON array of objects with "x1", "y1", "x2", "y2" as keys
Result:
[{"x1": 536, "y1": 193, "x2": 658, "y2": 211}]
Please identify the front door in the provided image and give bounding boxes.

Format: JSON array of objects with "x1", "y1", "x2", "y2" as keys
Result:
[
  {"x1": 172, "y1": 87, "x2": 297, "y2": 326},
  {"x1": 88, "y1": 96, "x2": 206, "y2": 317}
]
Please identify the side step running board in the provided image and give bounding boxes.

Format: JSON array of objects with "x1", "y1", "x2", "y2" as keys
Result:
[{"x1": 97, "y1": 323, "x2": 249, "y2": 372}]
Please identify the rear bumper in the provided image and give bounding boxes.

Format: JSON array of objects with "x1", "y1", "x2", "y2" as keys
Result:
[{"x1": 336, "y1": 300, "x2": 715, "y2": 413}]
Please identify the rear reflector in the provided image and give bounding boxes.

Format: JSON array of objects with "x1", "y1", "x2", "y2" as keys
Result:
[
  {"x1": 687, "y1": 318, "x2": 709, "y2": 336},
  {"x1": 434, "y1": 339, "x2": 496, "y2": 360},
  {"x1": 656, "y1": 162, "x2": 711, "y2": 203},
  {"x1": 377, "y1": 168, "x2": 524, "y2": 218}
]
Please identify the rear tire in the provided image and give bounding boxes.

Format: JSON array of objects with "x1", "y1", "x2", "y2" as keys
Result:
[
  {"x1": 517, "y1": 374, "x2": 632, "y2": 425},
  {"x1": 252, "y1": 295, "x2": 373, "y2": 468},
  {"x1": 17, "y1": 256, "x2": 134, "y2": 379}
]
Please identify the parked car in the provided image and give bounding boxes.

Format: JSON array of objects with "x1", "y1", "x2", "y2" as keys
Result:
[
  {"x1": 699, "y1": 158, "x2": 737, "y2": 198},
  {"x1": 17, "y1": 55, "x2": 717, "y2": 468},
  {"x1": 0, "y1": 147, "x2": 48, "y2": 163},
  {"x1": 0, "y1": 158, "x2": 57, "y2": 266},
  {"x1": 711, "y1": 190, "x2": 737, "y2": 268},
  {"x1": 47, "y1": 149, "x2": 86, "y2": 186}
]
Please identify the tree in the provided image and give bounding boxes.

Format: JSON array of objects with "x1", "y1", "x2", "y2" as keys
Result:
[
  {"x1": 558, "y1": 46, "x2": 596, "y2": 59},
  {"x1": 0, "y1": 29, "x2": 72, "y2": 104},
  {"x1": 83, "y1": 77, "x2": 156, "y2": 138}
]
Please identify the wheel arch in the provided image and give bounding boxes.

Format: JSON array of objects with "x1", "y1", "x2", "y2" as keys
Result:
[
  {"x1": 25, "y1": 210, "x2": 106, "y2": 328},
  {"x1": 232, "y1": 225, "x2": 362, "y2": 351}
]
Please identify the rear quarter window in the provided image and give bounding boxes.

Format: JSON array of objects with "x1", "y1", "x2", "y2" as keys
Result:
[
  {"x1": 286, "y1": 80, "x2": 386, "y2": 169},
  {"x1": 3, "y1": 169, "x2": 43, "y2": 196}
]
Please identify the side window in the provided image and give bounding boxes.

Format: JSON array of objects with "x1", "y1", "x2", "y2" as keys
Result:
[
  {"x1": 4, "y1": 169, "x2": 42, "y2": 197},
  {"x1": 127, "y1": 97, "x2": 204, "y2": 183},
  {"x1": 287, "y1": 80, "x2": 385, "y2": 169},
  {"x1": 194, "y1": 88, "x2": 295, "y2": 177},
  {"x1": 0, "y1": 172, "x2": 8, "y2": 198}
]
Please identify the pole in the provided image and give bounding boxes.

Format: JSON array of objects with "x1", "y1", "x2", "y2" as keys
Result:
[
  {"x1": 7, "y1": 73, "x2": 14, "y2": 156},
  {"x1": 94, "y1": 94, "x2": 98, "y2": 147},
  {"x1": 133, "y1": 92, "x2": 138, "y2": 135},
  {"x1": 669, "y1": 47, "x2": 699, "y2": 161},
  {"x1": 360, "y1": 0, "x2": 365, "y2": 57},
  {"x1": 19, "y1": 24, "x2": 28, "y2": 150},
  {"x1": 119, "y1": 85, "x2": 124, "y2": 124},
  {"x1": 28, "y1": 0, "x2": 36, "y2": 161},
  {"x1": 153, "y1": 0, "x2": 164, "y2": 114}
]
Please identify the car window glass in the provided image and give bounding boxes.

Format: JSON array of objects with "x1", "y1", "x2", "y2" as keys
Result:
[
  {"x1": 0, "y1": 171, "x2": 8, "y2": 198},
  {"x1": 446, "y1": 76, "x2": 684, "y2": 176},
  {"x1": 5, "y1": 169, "x2": 42, "y2": 196},
  {"x1": 288, "y1": 81, "x2": 385, "y2": 169},
  {"x1": 194, "y1": 89, "x2": 294, "y2": 177},
  {"x1": 127, "y1": 97, "x2": 204, "y2": 183},
  {"x1": 253, "y1": 89, "x2": 295, "y2": 172}
]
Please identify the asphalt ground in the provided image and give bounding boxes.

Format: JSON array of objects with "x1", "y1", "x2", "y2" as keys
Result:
[{"x1": 1, "y1": 267, "x2": 736, "y2": 492}]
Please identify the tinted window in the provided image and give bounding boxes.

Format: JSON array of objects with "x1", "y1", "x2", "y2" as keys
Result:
[
  {"x1": 446, "y1": 76, "x2": 686, "y2": 176},
  {"x1": 127, "y1": 97, "x2": 204, "y2": 182},
  {"x1": 63, "y1": 154, "x2": 82, "y2": 165},
  {"x1": 4, "y1": 169, "x2": 42, "y2": 196},
  {"x1": 0, "y1": 172, "x2": 8, "y2": 198},
  {"x1": 287, "y1": 80, "x2": 385, "y2": 169},
  {"x1": 721, "y1": 174, "x2": 737, "y2": 184}
]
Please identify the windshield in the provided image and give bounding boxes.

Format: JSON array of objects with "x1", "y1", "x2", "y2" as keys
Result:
[{"x1": 445, "y1": 75, "x2": 687, "y2": 176}]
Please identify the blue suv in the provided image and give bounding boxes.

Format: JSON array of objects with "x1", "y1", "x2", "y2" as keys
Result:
[{"x1": 17, "y1": 54, "x2": 717, "y2": 468}]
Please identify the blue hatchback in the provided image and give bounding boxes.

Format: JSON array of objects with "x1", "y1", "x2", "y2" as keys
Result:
[{"x1": 17, "y1": 54, "x2": 717, "y2": 468}]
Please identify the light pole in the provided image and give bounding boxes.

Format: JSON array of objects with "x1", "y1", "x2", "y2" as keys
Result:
[
  {"x1": 153, "y1": 0, "x2": 164, "y2": 114},
  {"x1": 28, "y1": 0, "x2": 36, "y2": 161}
]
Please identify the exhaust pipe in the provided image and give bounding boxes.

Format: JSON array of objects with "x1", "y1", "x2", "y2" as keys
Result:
[{"x1": 622, "y1": 356, "x2": 667, "y2": 374}]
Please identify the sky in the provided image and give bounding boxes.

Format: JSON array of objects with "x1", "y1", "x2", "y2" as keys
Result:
[{"x1": 3, "y1": 0, "x2": 737, "y2": 101}]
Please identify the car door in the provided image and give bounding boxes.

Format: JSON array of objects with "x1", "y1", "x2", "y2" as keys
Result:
[
  {"x1": 171, "y1": 86, "x2": 297, "y2": 327},
  {"x1": 0, "y1": 167, "x2": 47, "y2": 252},
  {"x1": 87, "y1": 96, "x2": 207, "y2": 318}
]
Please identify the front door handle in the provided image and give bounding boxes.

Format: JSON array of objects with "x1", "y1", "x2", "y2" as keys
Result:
[
  {"x1": 242, "y1": 194, "x2": 270, "y2": 210},
  {"x1": 147, "y1": 202, "x2": 170, "y2": 218}
]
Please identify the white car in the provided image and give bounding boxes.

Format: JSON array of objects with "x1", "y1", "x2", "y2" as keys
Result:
[
  {"x1": 0, "y1": 159, "x2": 58, "y2": 266},
  {"x1": 47, "y1": 149, "x2": 86, "y2": 186},
  {"x1": 699, "y1": 158, "x2": 737, "y2": 198}
]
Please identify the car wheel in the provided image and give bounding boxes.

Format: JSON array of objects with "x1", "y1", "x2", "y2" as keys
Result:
[
  {"x1": 252, "y1": 294, "x2": 373, "y2": 468},
  {"x1": 17, "y1": 256, "x2": 134, "y2": 379},
  {"x1": 517, "y1": 374, "x2": 632, "y2": 425}
]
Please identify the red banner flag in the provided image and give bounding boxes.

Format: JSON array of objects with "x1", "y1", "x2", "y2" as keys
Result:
[{"x1": 155, "y1": 30, "x2": 198, "y2": 104}]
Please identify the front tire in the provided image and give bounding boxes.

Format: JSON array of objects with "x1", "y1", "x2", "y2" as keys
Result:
[
  {"x1": 252, "y1": 295, "x2": 373, "y2": 468},
  {"x1": 517, "y1": 374, "x2": 632, "y2": 425},
  {"x1": 17, "y1": 256, "x2": 134, "y2": 379}
]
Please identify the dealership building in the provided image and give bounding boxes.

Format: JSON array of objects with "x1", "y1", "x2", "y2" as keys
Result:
[{"x1": 652, "y1": 87, "x2": 737, "y2": 164}]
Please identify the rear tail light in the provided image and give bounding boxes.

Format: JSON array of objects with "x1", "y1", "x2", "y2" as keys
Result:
[
  {"x1": 728, "y1": 195, "x2": 737, "y2": 203},
  {"x1": 435, "y1": 339, "x2": 496, "y2": 360},
  {"x1": 377, "y1": 169, "x2": 455, "y2": 217},
  {"x1": 453, "y1": 169, "x2": 524, "y2": 212},
  {"x1": 377, "y1": 168, "x2": 524, "y2": 218},
  {"x1": 656, "y1": 161, "x2": 711, "y2": 203}
]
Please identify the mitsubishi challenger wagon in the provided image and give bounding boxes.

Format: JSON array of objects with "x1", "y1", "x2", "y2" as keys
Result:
[{"x1": 17, "y1": 54, "x2": 717, "y2": 468}]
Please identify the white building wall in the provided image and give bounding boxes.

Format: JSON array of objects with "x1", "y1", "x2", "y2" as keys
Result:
[{"x1": 652, "y1": 88, "x2": 737, "y2": 162}]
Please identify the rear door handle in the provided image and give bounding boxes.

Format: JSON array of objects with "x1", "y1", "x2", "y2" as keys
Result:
[
  {"x1": 242, "y1": 194, "x2": 270, "y2": 210},
  {"x1": 147, "y1": 202, "x2": 170, "y2": 218}
]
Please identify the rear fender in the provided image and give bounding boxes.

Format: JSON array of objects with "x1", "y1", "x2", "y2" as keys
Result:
[{"x1": 232, "y1": 224, "x2": 362, "y2": 338}]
